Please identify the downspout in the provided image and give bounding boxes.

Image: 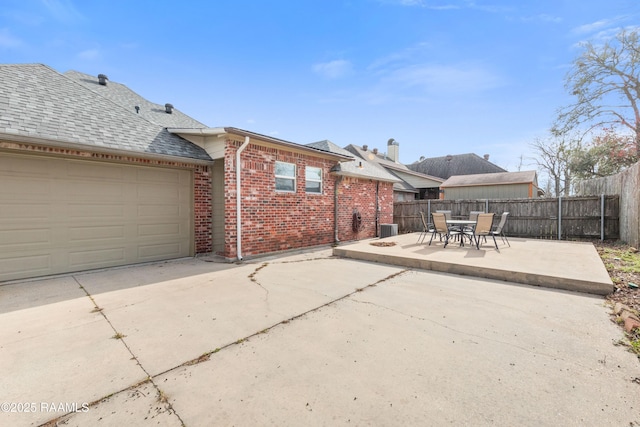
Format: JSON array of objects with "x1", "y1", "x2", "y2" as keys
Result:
[
  {"x1": 334, "y1": 175, "x2": 343, "y2": 244},
  {"x1": 375, "y1": 181, "x2": 380, "y2": 237},
  {"x1": 236, "y1": 136, "x2": 250, "y2": 260}
]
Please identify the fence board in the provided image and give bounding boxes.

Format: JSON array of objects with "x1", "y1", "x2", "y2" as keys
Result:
[{"x1": 393, "y1": 196, "x2": 619, "y2": 240}]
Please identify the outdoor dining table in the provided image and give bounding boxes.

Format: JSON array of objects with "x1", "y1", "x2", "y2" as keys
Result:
[
  {"x1": 445, "y1": 219, "x2": 477, "y2": 226},
  {"x1": 445, "y1": 219, "x2": 477, "y2": 246}
]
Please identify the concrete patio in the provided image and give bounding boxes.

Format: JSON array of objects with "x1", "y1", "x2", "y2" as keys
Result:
[
  {"x1": 333, "y1": 233, "x2": 614, "y2": 295},
  {"x1": 2, "y1": 242, "x2": 637, "y2": 426}
]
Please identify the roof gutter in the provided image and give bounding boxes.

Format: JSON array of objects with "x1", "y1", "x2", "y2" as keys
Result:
[
  {"x1": 168, "y1": 127, "x2": 353, "y2": 161},
  {"x1": 0, "y1": 133, "x2": 214, "y2": 165},
  {"x1": 236, "y1": 136, "x2": 251, "y2": 261}
]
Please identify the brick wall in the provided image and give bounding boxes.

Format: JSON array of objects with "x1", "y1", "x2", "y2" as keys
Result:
[
  {"x1": 222, "y1": 138, "x2": 395, "y2": 258},
  {"x1": 0, "y1": 141, "x2": 212, "y2": 254},
  {"x1": 223, "y1": 138, "x2": 337, "y2": 259},
  {"x1": 336, "y1": 176, "x2": 394, "y2": 241}
]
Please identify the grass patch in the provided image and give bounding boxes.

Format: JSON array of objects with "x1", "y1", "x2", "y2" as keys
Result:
[
  {"x1": 111, "y1": 332, "x2": 126, "y2": 340},
  {"x1": 600, "y1": 247, "x2": 640, "y2": 274}
]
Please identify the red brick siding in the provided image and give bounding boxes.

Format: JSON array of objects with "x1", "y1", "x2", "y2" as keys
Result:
[
  {"x1": 0, "y1": 141, "x2": 212, "y2": 254},
  {"x1": 193, "y1": 165, "x2": 212, "y2": 253},
  {"x1": 336, "y1": 177, "x2": 394, "y2": 241},
  {"x1": 223, "y1": 138, "x2": 337, "y2": 259}
]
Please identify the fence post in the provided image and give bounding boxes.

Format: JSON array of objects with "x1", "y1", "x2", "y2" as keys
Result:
[
  {"x1": 601, "y1": 194, "x2": 605, "y2": 241},
  {"x1": 485, "y1": 199, "x2": 489, "y2": 213},
  {"x1": 558, "y1": 196, "x2": 562, "y2": 240}
]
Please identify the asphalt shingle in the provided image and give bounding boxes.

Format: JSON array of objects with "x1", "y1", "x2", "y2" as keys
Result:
[{"x1": 0, "y1": 64, "x2": 211, "y2": 161}]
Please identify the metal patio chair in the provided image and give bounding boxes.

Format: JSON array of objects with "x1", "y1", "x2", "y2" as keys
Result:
[
  {"x1": 430, "y1": 212, "x2": 461, "y2": 248},
  {"x1": 489, "y1": 212, "x2": 511, "y2": 247},
  {"x1": 472, "y1": 213, "x2": 497, "y2": 250},
  {"x1": 417, "y1": 211, "x2": 436, "y2": 244}
]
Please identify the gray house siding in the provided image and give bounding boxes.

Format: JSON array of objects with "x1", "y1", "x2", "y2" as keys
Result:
[{"x1": 443, "y1": 183, "x2": 531, "y2": 200}]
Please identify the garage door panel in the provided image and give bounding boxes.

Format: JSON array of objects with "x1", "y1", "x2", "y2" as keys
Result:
[
  {"x1": 0, "y1": 176, "x2": 51, "y2": 198},
  {"x1": 0, "y1": 254, "x2": 51, "y2": 280},
  {"x1": 1, "y1": 203, "x2": 50, "y2": 219},
  {"x1": 0, "y1": 153, "x2": 193, "y2": 281},
  {"x1": 138, "y1": 242, "x2": 186, "y2": 260},
  {"x1": 68, "y1": 180, "x2": 125, "y2": 199},
  {"x1": 138, "y1": 204, "x2": 181, "y2": 217},
  {"x1": 0, "y1": 154, "x2": 50, "y2": 175},
  {"x1": 137, "y1": 167, "x2": 183, "y2": 183},
  {"x1": 69, "y1": 203, "x2": 125, "y2": 219},
  {"x1": 138, "y1": 223, "x2": 182, "y2": 238},
  {"x1": 138, "y1": 183, "x2": 181, "y2": 202},
  {"x1": 69, "y1": 225, "x2": 126, "y2": 242},
  {"x1": 66, "y1": 161, "x2": 125, "y2": 180},
  {"x1": 68, "y1": 248, "x2": 126, "y2": 268},
  {"x1": 0, "y1": 228, "x2": 51, "y2": 248}
]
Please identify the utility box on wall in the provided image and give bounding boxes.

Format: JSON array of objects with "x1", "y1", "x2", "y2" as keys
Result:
[{"x1": 380, "y1": 223, "x2": 398, "y2": 238}]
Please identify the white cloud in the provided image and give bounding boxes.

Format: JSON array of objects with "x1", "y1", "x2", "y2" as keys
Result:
[
  {"x1": 377, "y1": 0, "x2": 460, "y2": 9},
  {"x1": 0, "y1": 28, "x2": 23, "y2": 49},
  {"x1": 385, "y1": 63, "x2": 504, "y2": 93},
  {"x1": 313, "y1": 60, "x2": 354, "y2": 79},
  {"x1": 520, "y1": 14, "x2": 562, "y2": 24},
  {"x1": 77, "y1": 48, "x2": 100, "y2": 60},
  {"x1": 572, "y1": 19, "x2": 615, "y2": 35},
  {"x1": 42, "y1": 0, "x2": 84, "y2": 23}
]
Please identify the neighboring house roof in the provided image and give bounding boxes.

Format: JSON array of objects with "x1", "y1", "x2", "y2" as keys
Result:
[
  {"x1": 344, "y1": 143, "x2": 411, "y2": 171},
  {"x1": 343, "y1": 143, "x2": 442, "y2": 188},
  {"x1": 307, "y1": 140, "x2": 400, "y2": 183},
  {"x1": 386, "y1": 169, "x2": 419, "y2": 193},
  {"x1": 64, "y1": 70, "x2": 208, "y2": 129},
  {"x1": 408, "y1": 153, "x2": 506, "y2": 179},
  {"x1": 0, "y1": 63, "x2": 211, "y2": 162},
  {"x1": 440, "y1": 170, "x2": 538, "y2": 188}
]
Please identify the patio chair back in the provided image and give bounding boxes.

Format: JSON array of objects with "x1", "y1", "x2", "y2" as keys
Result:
[
  {"x1": 469, "y1": 211, "x2": 484, "y2": 222},
  {"x1": 417, "y1": 211, "x2": 433, "y2": 244},
  {"x1": 436, "y1": 210, "x2": 452, "y2": 221},
  {"x1": 474, "y1": 213, "x2": 494, "y2": 235},
  {"x1": 431, "y1": 212, "x2": 449, "y2": 234},
  {"x1": 420, "y1": 211, "x2": 429, "y2": 230},
  {"x1": 493, "y1": 212, "x2": 509, "y2": 233}
]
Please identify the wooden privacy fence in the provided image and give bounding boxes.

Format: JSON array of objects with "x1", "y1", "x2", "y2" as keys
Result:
[{"x1": 393, "y1": 196, "x2": 620, "y2": 240}]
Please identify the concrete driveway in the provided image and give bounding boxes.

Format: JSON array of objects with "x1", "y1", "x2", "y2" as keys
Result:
[{"x1": 1, "y1": 247, "x2": 639, "y2": 426}]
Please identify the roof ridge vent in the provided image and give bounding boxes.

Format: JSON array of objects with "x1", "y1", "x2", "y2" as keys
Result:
[
  {"x1": 165, "y1": 103, "x2": 173, "y2": 114},
  {"x1": 98, "y1": 74, "x2": 108, "y2": 85}
]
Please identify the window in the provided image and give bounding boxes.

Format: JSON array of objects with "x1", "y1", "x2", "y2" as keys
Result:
[
  {"x1": 275, "y1": 161, "x2": 296, "y2": 192},
  {"x1": 305, "y1": 166, "x2": 322, "y2": 194}
]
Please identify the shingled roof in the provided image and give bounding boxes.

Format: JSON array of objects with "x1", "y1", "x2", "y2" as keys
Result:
[
  {"x1": 64, "y1": 70, "x2": 208, "y2": 129},
  {"x1": 0, "y1": 64, "x2": 211, "y2": 161},
  {"x1": 408, "y1": 153, "x2": 506, "y2": 179},
  {"x1": 440, "y1": 170, "x2": 538, "y2": 188},
  {"x1": 307, "y1": 140, "x2": 400, "y2": 183}
]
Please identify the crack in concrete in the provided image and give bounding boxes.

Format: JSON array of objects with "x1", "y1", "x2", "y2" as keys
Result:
[
  {"x1": 248, "y1": 262, "x2": 270, "y2": 297},
  {"x1": 53, "y1": 276, "x2": 187, "y2": 427},
  {"x1": 47, "y1": 265, "x2": 410, "y2": 426}
]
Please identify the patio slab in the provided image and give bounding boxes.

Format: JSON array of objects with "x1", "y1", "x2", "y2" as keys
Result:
[{"x1": 333, "y1": 234, "x2": 614, "y2": 295}]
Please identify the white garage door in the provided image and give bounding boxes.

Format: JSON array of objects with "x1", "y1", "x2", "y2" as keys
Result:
[{"x1": 0, "y1": 152, "x2": 193, "y2": 282}]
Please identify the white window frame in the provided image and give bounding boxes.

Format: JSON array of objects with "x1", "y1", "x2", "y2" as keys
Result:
[
  {"x1": 275, "y1": 161, "x2": 296, "y2": 192},
  {"x1": 305, "y1": 166, "x2": 322, "y2": 194}
]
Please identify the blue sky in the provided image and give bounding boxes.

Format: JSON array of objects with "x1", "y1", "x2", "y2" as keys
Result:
[{"x1": 1, "y1": 0, "x2": 639, "y2": 171}]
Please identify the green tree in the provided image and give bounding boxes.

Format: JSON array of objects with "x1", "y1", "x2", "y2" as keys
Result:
[
  {"x1": 571, "y1": 127, "x2": 639, "y2": 179},
  {"x1": 554, "y1": 29, "x2": 640, "y2": 156}
]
